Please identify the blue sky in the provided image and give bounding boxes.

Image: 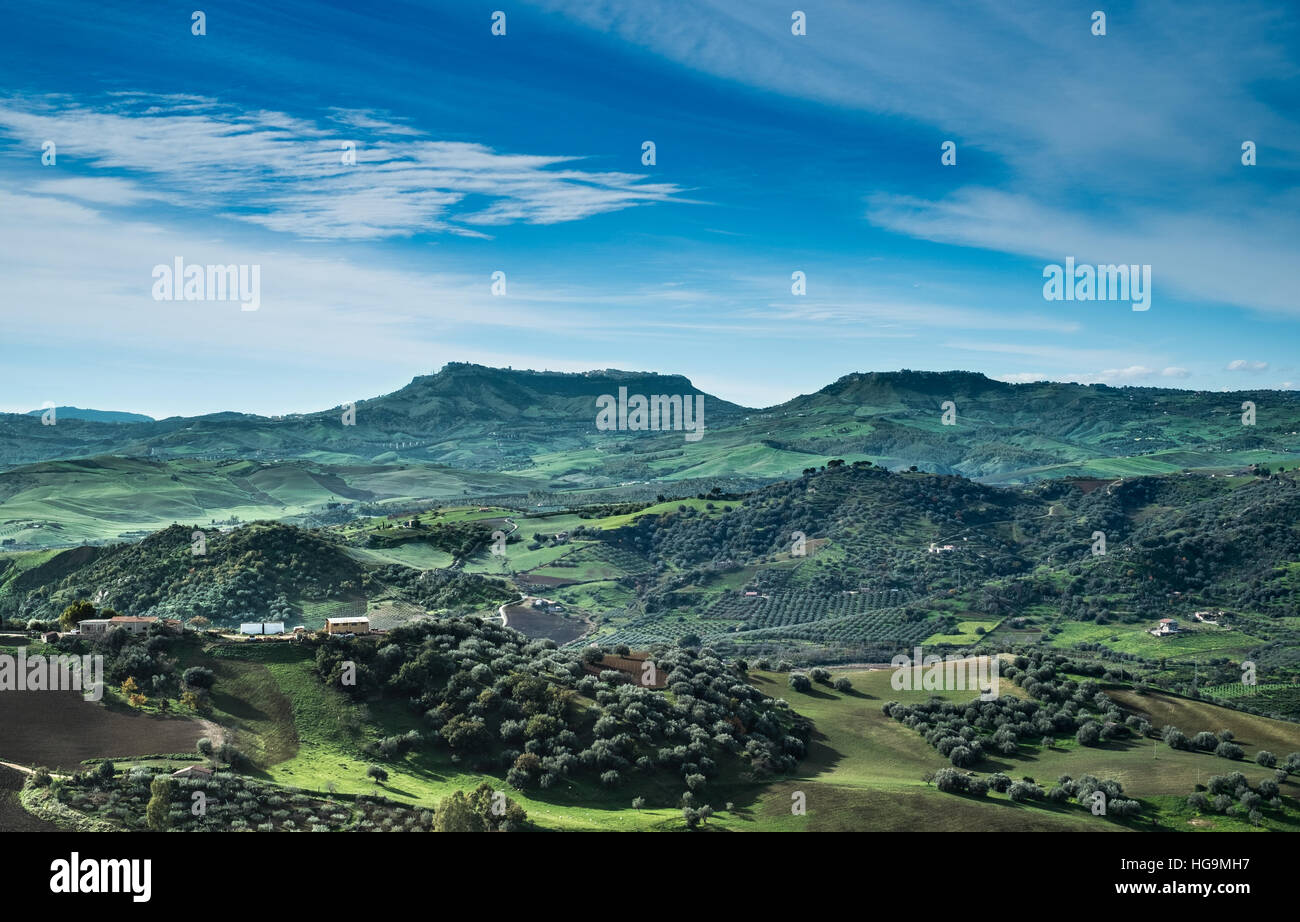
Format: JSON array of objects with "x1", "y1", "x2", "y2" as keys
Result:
[{"x1": 1, "y1": 0, "x2": 1298, "y2": 418}]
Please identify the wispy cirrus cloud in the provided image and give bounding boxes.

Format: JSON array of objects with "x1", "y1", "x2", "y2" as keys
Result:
[
  {"x1": 0, "y1": 94, "x2": 689, "y2": 240},
  {"x1": 998, "y1": 365, "x2": 1193, "y2": 386},
  {"x1": 864, "y1": 188, "x2": 1300, "y2": 317},
  {"x1": 532, "y1": 0, "x2": 1300, "y2": 318}
]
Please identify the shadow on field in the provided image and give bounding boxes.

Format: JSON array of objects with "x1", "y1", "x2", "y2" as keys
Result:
[
  {"x1": 839, "y1": 688, "x2": 876, "y2": 700},
  {"x1": 211, "y1": 688, "x2": 272, "y2": 724},
  {"x1": 787, "y1": 687, "x2": 837, "y2": 701}
]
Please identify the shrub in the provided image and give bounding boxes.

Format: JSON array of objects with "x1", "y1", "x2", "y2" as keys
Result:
[
  {"x1": 1215, "y1": 741, "x2": 1244, "y2": 761},
  {"x1": 1007, "y1": 781, "x2": 1043, "y2": 803},
  {"x1": 949, "y1": 746, "x2": 977, "y2": 768},
  {"x1": 1192, "y1": 731, "x2": 1218, "y2": 751},
  {"x1": 1162, "y1": 728, "x2": 1191, "y2": 751},
  {"x1": 183, "y1": 666, "x2": 216, "y2": 690},
  {"x1": 1108, "y1": 799, "x2": 1141, "y2": 819},
  {"x1": 933, "y1": 768, "x2": 969, "y2": 794}
]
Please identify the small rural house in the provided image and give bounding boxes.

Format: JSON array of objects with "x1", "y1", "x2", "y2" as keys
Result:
[
  {"x1": 78, "y1": 615, "x2": 159, "y2": 637},
  {"x1": 324, "y1": 617, "x2": 371, "y2": 635},
  {"x1": 171, "y1": 765, "x2": 213, "y2": 779},
  {"x1": 1151, "y1": 618, "x2": 1180, "y2": 636}
]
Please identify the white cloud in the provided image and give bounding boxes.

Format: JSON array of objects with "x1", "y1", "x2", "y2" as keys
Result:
[
  {"x1": 864, "y1": 188, "x2": 1300, "y2": 316},
  {"x1": 747, "y1": 296, "x2": 1080, "y2": 334},
  {"x1": 994, "y1": 372, "x2": 1049, "y2": 384},
  {"x1": 530, "y1": 0, "x2": 1300, "y2": 317},
  {"x1": 1227, "y1": 359, "x2": 1269, "y2": 372},
  {"x1": 996, "y1": 365, "x2": 1195, "y2": 386},
  {"x1": 1094, "y1": 366, "x2": 1156, "y2": 383},
  {"x1": 0, "y1": 94, "x2": 688, "y2": 240},
  {"x1": 529, "y1": 0, "x2": 1300, "y2": 185},
  {"x1": 29, "y1": 176, "x2": 165, "y2": 206}
]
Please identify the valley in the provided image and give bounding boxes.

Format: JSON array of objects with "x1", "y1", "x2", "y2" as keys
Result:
[{"x1": 3, "y1": 365, "x2": 1300, "y2": 834}]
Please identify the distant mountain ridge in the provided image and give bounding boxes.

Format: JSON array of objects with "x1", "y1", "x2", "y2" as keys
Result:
[
  {"x1": 1, "y1": 364, "x2": 1298, "y2": 482},
  {"x1": 23, "y1": 406, "x2": 154, "y2": 424}
]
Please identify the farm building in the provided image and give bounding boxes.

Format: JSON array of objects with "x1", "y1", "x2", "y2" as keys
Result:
[
  {"x1": 78, "y1": 615, "x2": 159, "y2": 637},
  {"x1": 324, "y1": 617, "x2": 371, "y2": 635},
  {"x1": 239, "y1": 622, "x2": 286, "y2": 636},
  {"x1": 171, "y1": 764, "x2": 213, "y2": 779},
  {"x1": 1150, "y1": 618, "x2": 1180, "y2": 636},
  {"x1": 582, "y1": 652, "x2": 670, "y2": 689}
]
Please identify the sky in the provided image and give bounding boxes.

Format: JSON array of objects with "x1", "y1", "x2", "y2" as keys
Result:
[{"x1": 1, "y1": 0, "x2": 1298, "y2": 418}]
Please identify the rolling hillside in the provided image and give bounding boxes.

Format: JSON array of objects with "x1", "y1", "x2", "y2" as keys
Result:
[{"x1": 0, "y1": 455, "x2": 542, "y2": 547}]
